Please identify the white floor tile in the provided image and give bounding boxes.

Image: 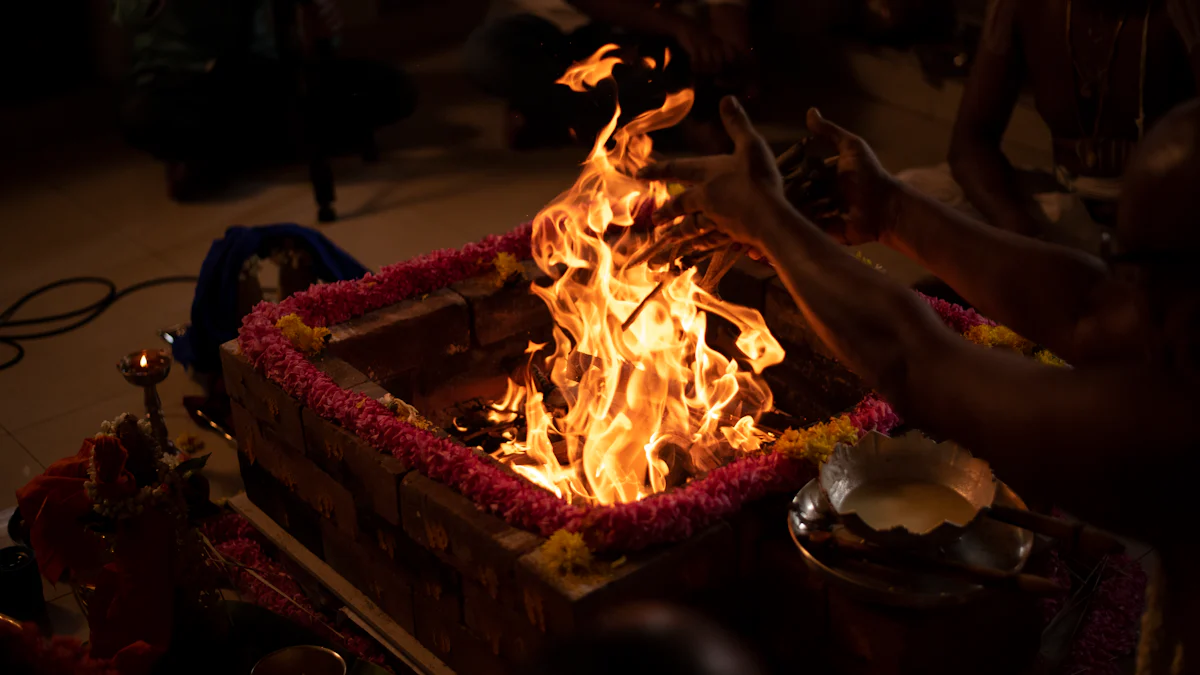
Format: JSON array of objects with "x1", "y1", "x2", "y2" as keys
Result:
[
  {"x1": 0, "y1": 254, "x2": 196, "y2": 432},
  {"x1": 44, "y1": 593, "x2": 89, "y2": 643}
]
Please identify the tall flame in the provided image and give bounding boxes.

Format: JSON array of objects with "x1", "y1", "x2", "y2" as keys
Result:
[{"x1": 491, "y1": 45, "x2": 785, "y2": 505}]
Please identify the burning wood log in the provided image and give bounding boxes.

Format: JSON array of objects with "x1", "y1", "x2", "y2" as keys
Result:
[
  {"x1": 697, "y1": 245, "x2": 745, "y2": 293},
  {"x1": 620, "y1": 280, "x2": 666, "y2": 331},
  {"x1": 622, "y1": 215, "x2": 716, "y2": 270}
]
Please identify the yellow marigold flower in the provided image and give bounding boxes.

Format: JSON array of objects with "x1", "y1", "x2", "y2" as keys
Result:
[
  {"x1": 1035, "y1": 350, "x2": 1068, "y2": 368},
  {"x1": 542, "y1": 530, "x2": 592, "y2": 575},
  {"x1": 854, "y1": 250, "x2": 886, "y2": 273},
  {"x1": 964, "y1": 325, "x2": 1034, "y2": 355},
  {"x1": 492, "y1": 252, "x2": 523, "y2": 288},
  {"x1": 380, "y1": 394, "x2": 436, "y2": 431},
  {"x1": 175, "y1": 433, "x2": 205, "y2": 453},
  {"x1": 808, "y1": 416, "x2": 859, "y2": 464},
  {"x1": 275, "y1": 314, "x2": 331, "y2": 356},
  {"x1": 774, "y1": 416, "x2": 858, "y2": 464}
]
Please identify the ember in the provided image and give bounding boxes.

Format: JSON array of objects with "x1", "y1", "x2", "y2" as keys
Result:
[{"x1": 486, "y1": 45, "x2": 785, "y2": 506}]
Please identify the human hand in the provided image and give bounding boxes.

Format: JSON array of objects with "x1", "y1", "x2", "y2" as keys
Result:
[
  {"x1": 638, "y1": 96, "x2": 785, "y2": 248},
  {"x1": 804, "y1": 108, "x2": 900, "y2": 245}
]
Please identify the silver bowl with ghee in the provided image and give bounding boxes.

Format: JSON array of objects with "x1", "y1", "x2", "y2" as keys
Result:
[{"x1": 819, "y1": 431, "x2": 998, "y2": 548}]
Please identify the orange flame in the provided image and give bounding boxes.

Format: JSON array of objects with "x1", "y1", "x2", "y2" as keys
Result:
[
  {"x1": 139, "y1": 354, "x2": 148, "y2": 368},
  {"x1": 491, "y1": 45, "x2": 785, "y2": 506}
]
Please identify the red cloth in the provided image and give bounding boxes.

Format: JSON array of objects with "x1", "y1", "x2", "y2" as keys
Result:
[
  {"x1": 15, "y1": 435, "x2": 172, "y2": 666},
  {"x1": 15, "y1": 440, "x2": 107, "y2": 583},
  {"x1": 86, "y1": 511, "x2": 174, "y2": 660}
]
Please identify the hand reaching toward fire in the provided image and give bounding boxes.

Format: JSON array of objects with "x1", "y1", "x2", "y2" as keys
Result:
[
  {"x1": 804, "y1": 109, "x2": 899, "y2": 245},
  {"x1": 638, "y1": 96, "x2": 785, "y2": 247},
  {"x1": 639, "y1": 100, "x2": 902, "y2": 252}
]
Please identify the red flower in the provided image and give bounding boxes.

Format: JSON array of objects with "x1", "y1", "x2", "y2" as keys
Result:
[
  {"x1": 201, "y1": 513, "x2": 390, "y2": 668},
  {"x1": 234, "y1": 224, "x2": 927, "y2": 551}
]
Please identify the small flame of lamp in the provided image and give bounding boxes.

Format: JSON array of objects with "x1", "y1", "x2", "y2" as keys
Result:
[{"x1": 117, "y1": 349, "x2": 174, "y2": 452}]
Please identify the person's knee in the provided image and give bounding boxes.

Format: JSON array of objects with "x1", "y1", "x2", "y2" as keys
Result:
[{"x1": 463, "y1": 13, "x2": 567, "y2": 97}]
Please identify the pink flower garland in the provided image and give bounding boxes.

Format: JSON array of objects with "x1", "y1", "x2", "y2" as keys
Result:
[
  {"x1": 916, "y1": 291, "x2": 996, "y2": 333},
  {"x1": 227, "y1": 225, "x2": 1144, "y2": 667},
  {"x1": 236, "y1": 225, "x2": 1000, "y2": 552},
  {"x1": 200, "y1": 513, "x2": 389, "y2": 668}
]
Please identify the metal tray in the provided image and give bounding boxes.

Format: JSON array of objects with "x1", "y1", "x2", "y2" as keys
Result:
[{"x1": 788, "y1": 478, "x2": 1035, "y2": 608}]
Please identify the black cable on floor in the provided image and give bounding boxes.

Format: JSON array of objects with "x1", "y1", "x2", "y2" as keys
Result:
[{"x1": 0, "y1": 275, "x2": 199, "y2": 371}]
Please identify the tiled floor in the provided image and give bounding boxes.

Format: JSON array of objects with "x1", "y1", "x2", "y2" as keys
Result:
[{"x1": 0, "y1": 47, "x2": 1050, "y2": 639}]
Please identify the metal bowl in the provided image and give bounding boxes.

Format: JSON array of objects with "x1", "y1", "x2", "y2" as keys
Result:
[
  {"x1": 819, "y1": 431, "x2": 997, "y2": 548},
  {"x1": 789, "y1": 478, "x2": 1034, "y2": 608},
  {"x1": 252, "y1": 646, "x2": 346, "y2": 675}
]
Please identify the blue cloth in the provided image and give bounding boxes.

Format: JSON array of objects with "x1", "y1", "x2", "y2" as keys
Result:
[{"x1": 173, "y1": 224, "x2": 369, "y2": 373}]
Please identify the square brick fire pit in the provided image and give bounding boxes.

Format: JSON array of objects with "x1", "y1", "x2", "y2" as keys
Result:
[{"x1": 224, "y1": 239, "x2": 880, "y2": 674}]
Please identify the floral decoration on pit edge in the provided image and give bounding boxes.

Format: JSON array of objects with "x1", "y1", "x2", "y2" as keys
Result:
[{"x1": 238, "y1": 223, "x2": 1047, "y2": 553}]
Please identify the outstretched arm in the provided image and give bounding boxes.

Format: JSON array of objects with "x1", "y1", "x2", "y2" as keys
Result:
[
  {"x1": 948, "y1": 0, "x2": 1049, "y2": 237},
  {"x1": 763, "y1": 198, "x2": 1188, "y2": 529},
  {"x1": 881, "y1": 180, "x2": 1110, "y2": 362},
  {"x1": 806, "y1": 110, "x2": 1114, "y2": 363},
  {"x1": 641, "y1": 98, "x2": 1195, "y2": 537}
]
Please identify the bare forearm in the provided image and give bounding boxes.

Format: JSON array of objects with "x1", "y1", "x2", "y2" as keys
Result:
[
  {"x1": 881, "y1": 180, "x2": 1106, "y2": 360},
  {"x1": 948, "y1": 135, "x2": 1047, "y2": 236},
  {"x1": 567, "y1": 0, "x2": 688, "y2": 38},
  {"x1": 753, "y1": 198, "x2": 950, "y2": 397}
]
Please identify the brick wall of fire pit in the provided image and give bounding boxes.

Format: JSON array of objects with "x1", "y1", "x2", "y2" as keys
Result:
[{"x1": 224, "y1": 257, "x2": 869, "y2": 674}]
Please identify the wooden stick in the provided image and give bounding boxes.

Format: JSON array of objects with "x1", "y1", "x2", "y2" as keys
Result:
[
  {"x1": 624, "y1": 215, "x2": 713, "y2": 268},
  {"x1": 986, "y1": 506, "x2": 1125, "y2": 558},
  {"x1": 229, "y1": 495, "x2": 454, "y2": 675},
  {"x1": 808, "y1": 529, "x2": 1066, "y2": 596},
  {"x1": 775, "y1": 139, "x2": 809, "y2": 173},
  {"x1": 616, "y1": 140, "x2": 831, "y2": 328},
  {"x1": 632, "y1": 142, "x2": 817, "y2": 273},
  {"x1": 698, "y1": 245, "x2": 744, "y2": 292},
  {"x1": 621, "y1": 280, "x2": 666, "y2": 331},
  {"x1": 531, "y1": 364, "x2": 555, "y2": 395}
]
